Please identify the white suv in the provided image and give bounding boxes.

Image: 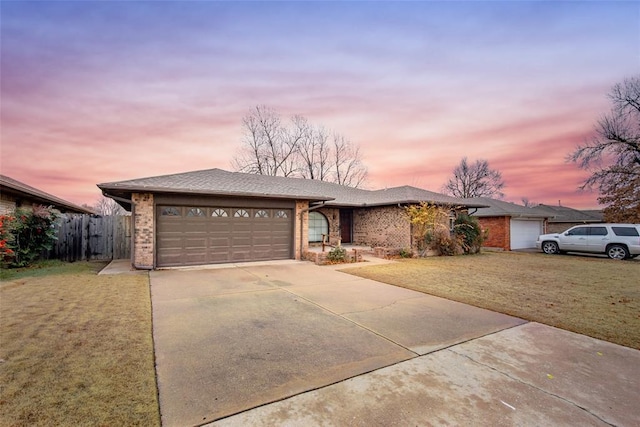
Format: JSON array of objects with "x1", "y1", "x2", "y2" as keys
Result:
[{"x1": 536, "y1": 224, "x2": 640, "y2": 260}]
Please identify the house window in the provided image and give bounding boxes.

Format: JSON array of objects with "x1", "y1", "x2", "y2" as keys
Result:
[
  {"x1": 275, "y1": 210, "x2": 288, "y2": 219},
  {"x1": 186, "y1": 207, "x2": 205, "y2": 217},
  {"x1": 234, "y1": 209, "x2": 249, "y2": 218},
  {"x1": 255, "y1": 209, "x2": 269, "y2": 218},
  {"x1": 161, "y1": 207, "x2": 180, "y2": 216},
  {"x1": 308, "y1": 211, "x2": 328, "y2": 242},
  {"x1": 211, "y1": 208, "x2": 228, "y2": 217}
]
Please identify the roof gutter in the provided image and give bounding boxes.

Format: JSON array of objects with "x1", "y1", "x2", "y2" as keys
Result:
[
  {"x1": 299, "y1": 201, "x2": 326, "y2": 259},
  {"x1": 102, "y1": 191, "x2": 133, "y2": 210}
]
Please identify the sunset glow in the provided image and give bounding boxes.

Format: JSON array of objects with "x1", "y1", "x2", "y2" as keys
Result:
[{"x1": 2, "y1": 1, "x2": 638, "y2": 208}]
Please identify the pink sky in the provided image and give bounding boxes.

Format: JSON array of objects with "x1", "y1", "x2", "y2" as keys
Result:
[{"x1": 2, "y1": 2, "x2": 638, "y2": 209}]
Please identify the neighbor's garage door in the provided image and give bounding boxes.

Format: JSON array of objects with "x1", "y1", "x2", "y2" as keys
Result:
[
  {"x1": 510, "y1": 219, "x2": 543, "y2": 250},
  {"x1": 156, "y1": 205, "x2": 293, "y2": 267}
]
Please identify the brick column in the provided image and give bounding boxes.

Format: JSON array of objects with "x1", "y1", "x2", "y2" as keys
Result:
[
  {"x1": 132, "y1": 193, "x2": 154, "y2": 269},
  {"x1": 294, "y1": 201, "x2": 309, "y2": 260}
]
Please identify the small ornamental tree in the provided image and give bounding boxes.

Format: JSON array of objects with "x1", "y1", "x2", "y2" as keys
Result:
[
  {"x1": 406, "y1": 203, "x2": 459, "y2": 256},
  {"x1": 0, "y1": 206, "x2": 59, "y2": 267}
]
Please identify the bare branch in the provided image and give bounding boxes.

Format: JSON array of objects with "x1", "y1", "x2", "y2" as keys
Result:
[
  {"x1": 568, "y1": 75, "x2": 640, "y2": 222},
  {"x1": 94, "y1": 196, "x2": 126, "y2": 216},
  {"x1": 232, "y1": 106, "x2": 368, "y2": 188},
  {"x1": 442, "y1": 157, "x2": 505, "y2": 198}
]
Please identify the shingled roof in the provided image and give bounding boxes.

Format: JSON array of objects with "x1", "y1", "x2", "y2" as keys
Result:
[
  {"x1": 465, "y1": 197, "x2": 550, "y2": 218},
  {"x1": 536, "y1": 204, "x2": 603, "y2": 223},
  {"x1": 98, "y1": 168, "x2": 485, "y2": 208},
  {"x1": 1, "y1": 174, "x2": 94, "y2": 214}
]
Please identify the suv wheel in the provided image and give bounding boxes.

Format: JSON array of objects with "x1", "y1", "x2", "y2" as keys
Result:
[
  {"x1": 607, "y1": 245, "x2": 628, "y2": 260},
  {"x1": 542, "y1": 241, "x2": 559, "y2": 255}
]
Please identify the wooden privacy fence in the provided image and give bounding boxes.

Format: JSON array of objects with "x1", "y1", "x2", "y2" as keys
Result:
[{"x1": 50, "y1": 215, "x2": 131, "y2": 262}]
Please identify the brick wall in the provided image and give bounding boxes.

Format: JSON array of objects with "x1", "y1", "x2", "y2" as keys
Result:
[
  {"x1": 547, "y1": 222, "x2": 582, "y2": 234},
  {"x1": 0, "y1": 193, "x2": 16, "y2": 215},
  {"x1": 294, "y1": 201, "x2": 309, "y2": 260},
  {"x1": 353, "y1": 206, "x2": 411, "y2": 249},
  {"x1": 477, "y1": 216, "x2": 510, "y2": 251},
  {"x1": 132, "y1": 192, "x2": 154, "y2": 269},
  {"x1": 316, "y1": 207, "x2": 341, "y2": 244}
]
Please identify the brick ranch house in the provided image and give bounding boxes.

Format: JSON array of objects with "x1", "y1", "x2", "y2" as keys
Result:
[
  {"x1": 1, "y1": 174, "x2": 94, "y2": 215},
  {"x1": 98, "y1": 168, "x2": 486, "y2": 269}
]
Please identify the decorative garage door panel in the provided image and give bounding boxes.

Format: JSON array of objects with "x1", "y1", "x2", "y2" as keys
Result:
[{"x1": 157, "y1": 206, "x2": 293, "y2": 267}]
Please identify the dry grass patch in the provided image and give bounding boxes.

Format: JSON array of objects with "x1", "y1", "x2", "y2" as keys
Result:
[
  {"x1": 343, "y1": 252, "x2": 640, "y2": 349},
  {"x1": 0, "y1": 262, "x2": 160, "y2": 427}
]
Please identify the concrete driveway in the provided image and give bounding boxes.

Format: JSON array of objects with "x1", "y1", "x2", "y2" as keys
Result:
[{"x1": 150, "y1": 261, "x2": 640, "y2": 427}]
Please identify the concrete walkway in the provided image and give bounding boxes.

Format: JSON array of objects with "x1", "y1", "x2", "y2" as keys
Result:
[{"x1": 148, "y1": 262, "x2": 640, "y2": 427}]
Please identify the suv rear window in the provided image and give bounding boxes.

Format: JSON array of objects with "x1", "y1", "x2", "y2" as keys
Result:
[
  {"x1": 589, "y1": 227, "x2": 608, "y2": 236},
  {"x1": 612, "y1": 226, "x2": 640, "y2": 237}
]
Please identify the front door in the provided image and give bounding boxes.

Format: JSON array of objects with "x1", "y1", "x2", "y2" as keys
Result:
[{"x1": 340, "y1": 210, "x2": 352, "y2": 244}]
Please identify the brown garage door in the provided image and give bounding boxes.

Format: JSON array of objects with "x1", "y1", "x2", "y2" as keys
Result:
[{"x1": 156, "y1": 205, "x2": 293, "y2": 267}]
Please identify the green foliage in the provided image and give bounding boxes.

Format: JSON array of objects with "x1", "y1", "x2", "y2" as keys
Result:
[
  {"x1": 326, "y1": 245, "x2": 347, "y2": 263},
  {"x1": 0, "y1": 206, "x2": 59, "y2": 268},
  {"x1": 0, "y1": 214, "x2": 16, "y2": 265},
  {"x1": 398, "y1": 248, "x2": 413, "y2": 258},
  {"x1": 0, "y1": 260, "x2": 104, "y2": 281},
  {"x1": 454, "y1": 213, "x2": 484, "y2": 254}
]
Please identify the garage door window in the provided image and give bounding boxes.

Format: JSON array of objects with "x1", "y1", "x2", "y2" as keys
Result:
[
  {"x1": 255, "y1": 209, "x2": 269, "y2": 218},
  {"x1": 161, "y1": 206, "x2": 181, "y2": 216},
  {"x1": 308, "y1": 211, "x2": 328, "y2": 242},
  {"x1": 275, "y1": 210, "x2": 288, "y2": 218},
  {"x1": 211, "y1": 208, "x2": 228, "y2": 217},
  {"x1": 187, "y1": 207, "x2": 205, "y2": 217},
  {"x1": 234, "y1": 209, "x2": 249, "y2": 218}
]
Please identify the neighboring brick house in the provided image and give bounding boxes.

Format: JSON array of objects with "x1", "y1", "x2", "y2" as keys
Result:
[
  {"x1": 466, "y1": 197, "x2": 550, "y2": 251},
  {"x1": 0, "y1": 174, "x2": 94, "y2": 215},
  {"x1": 535, "y1": 204, "x2": 603, "y2": 233},
  {"x1": 98, "y1": 168, "x2": 485, "y2": 269}
]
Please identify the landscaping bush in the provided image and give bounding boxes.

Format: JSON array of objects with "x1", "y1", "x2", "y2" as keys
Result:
[
  {"x1": 454, "y1": 213, "x2": 484, "y2": 254},
  {"x1": 430, "y1": 228, "x2": 460, "y2": 256},
  {"x1": 326, "y1": 245, "x2": 347, "y2": 263},
  {"x1": 0, "y1": 206, "x2": 59, "y2": 268},
  {"x1": 398, "y1": 247, "x2": 413, "y2": 258}
]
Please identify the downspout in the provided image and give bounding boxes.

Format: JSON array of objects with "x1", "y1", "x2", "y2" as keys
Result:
[{"x1": 299, "y1": 201, "x2": 326, "y2": 259}]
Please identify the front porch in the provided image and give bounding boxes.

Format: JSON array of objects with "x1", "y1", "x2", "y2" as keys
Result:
[{"x1": 302, "y1": 243, "x2": 372, "y2": 265}]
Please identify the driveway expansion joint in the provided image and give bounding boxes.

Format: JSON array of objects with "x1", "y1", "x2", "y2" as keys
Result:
[{"x1": 447, "y1": 347, "x2": 616, "y2": 427}]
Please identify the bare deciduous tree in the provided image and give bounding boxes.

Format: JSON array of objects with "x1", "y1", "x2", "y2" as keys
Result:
[
  {"x1": 295, "y1": 117, "x2": 331, "y2": 181},
  {"x1": 232, "y1": 105, "x2": 299, "y2": 177},
  {"x1": 331, "y1": 134, "x2": 367, "y2": 187},
  {"x1": 569, "y1": 75, "x2": 640, "y2": 222},
  {"x1": 442, "y1": 157, "x2": 505, "y2": 199},
  {"x1": 232, "y1": 106, "x2": 368, "y2": 187},
  {"x1": 521, "y1": 197, "x2": 538, "y2": 207},
  {"x1": 94, "y1": 196, "x2": 126, "y2": 216}
]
